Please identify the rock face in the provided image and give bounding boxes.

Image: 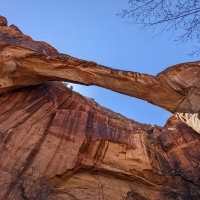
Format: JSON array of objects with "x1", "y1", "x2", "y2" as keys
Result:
[
  {"x1": 0, "y1": 81, "x2": 200, "y2": 200},
  {"x1": 1, "y1": 16, "x2": 200, "y2": 115},
  {"x1": 0, "y1": 16, "x2": 200, "y2": 199}
]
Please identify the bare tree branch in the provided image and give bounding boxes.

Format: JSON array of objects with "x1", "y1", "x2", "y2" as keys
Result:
[{"x1": 117, "y1": 0, "x2": 200, "y2": 55}]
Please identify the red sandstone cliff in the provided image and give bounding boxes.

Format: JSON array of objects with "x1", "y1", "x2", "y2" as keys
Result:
[{"x1": 0, "y1": 16, "x2": 200, "y2": 199}]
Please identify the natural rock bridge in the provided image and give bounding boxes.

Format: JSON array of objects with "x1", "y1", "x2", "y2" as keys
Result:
[{"x1": 1, "y1": 16, "x2": 200, "y2": 199}]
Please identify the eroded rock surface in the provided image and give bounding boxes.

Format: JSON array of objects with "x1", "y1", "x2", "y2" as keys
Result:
[
  {"x1": 0, "y1": 81, "x2": 200, "y2": 200},
  {"x1": 0, "y1": 16, "x2": 200, "y2": 114},
  {"x1": 1, "y1": 16, "x2": 200, "y2": 199}
]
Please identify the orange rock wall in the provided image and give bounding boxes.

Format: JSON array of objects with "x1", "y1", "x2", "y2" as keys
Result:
[
  {"x1": 0, "y1": 82, "x2": 200, "y2": 199},
  {"x1": 1, "y1": 15, "x2": 200, "y2": 199}
]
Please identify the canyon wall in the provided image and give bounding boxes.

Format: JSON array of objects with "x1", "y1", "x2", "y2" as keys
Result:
[
  {"x1": 0, "y1": 16, "x2": 200, "y2": 199},
  {"x1": 1, "y1": 81, "x2": 200, "y2": 200}
]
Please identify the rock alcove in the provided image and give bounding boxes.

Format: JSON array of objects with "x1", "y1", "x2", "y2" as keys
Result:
[{"x1": 1, "y1": 16, "x2": 200, "y2": 199}]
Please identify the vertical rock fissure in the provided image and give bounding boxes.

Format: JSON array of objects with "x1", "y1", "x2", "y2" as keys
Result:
[{"x1": 3, "y1": 112, "x2": 56, "y2": 199}]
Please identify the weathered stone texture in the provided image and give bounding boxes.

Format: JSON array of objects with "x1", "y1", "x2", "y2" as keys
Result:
[
  {"x1": 0, "y1": 16, "x2": 7, "y2": 26},
  {"x1": 1, "y1": 16, "x2": 200, "y2": 199},
  {"x1": 1, "y1": 16, "x2": 200, "y2": 114},
  {"x1": 0, "y1": 82, "x2": 199, "y2": 199}
]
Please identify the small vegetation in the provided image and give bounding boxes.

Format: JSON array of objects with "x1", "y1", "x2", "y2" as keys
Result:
[{"x1": 63, "y1": 82, "x2": 74, "y2": 90}]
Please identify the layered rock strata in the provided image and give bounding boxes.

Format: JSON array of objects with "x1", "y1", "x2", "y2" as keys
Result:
[
  {"x1": 0, "y1": 16, "x2": 200, "y2": 115},
  {"x1": 0, "y1": 81, "x2": 200, "y2": 200},
  {"x1": 0, "y1": 16, "x2": 200, "y2": 199}
]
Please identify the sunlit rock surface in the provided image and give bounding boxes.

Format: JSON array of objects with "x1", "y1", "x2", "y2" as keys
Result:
[
  {"x1": 0, "y1": 81, "x2": 200, "y2": 200},
  {"x1": 1, "y1": 16, "x2": 200, "y2": 114},
  {"x1": 1, "y1": 16, "x2": 200, "y2": 199}
]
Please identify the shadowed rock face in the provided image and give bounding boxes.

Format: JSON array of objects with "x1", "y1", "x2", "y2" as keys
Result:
[
  {"x1": 1, "y1": 16, "x2": 200, "y2": 199},
  {"x1": 1, "y1": 81, "x2": 200, "y2": 200}
]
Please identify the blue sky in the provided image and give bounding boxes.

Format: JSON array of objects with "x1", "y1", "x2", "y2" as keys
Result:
[{"x1": 1, "y1": 1, "x2": 198, "y2": 125}]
